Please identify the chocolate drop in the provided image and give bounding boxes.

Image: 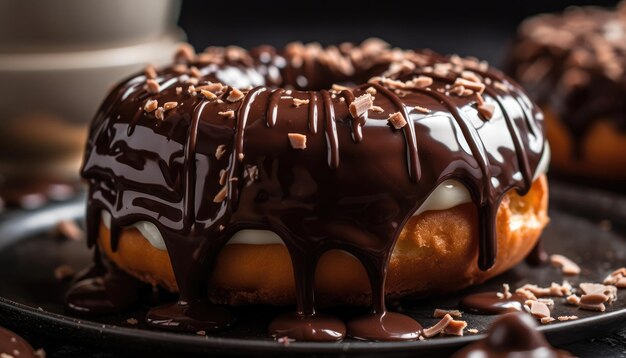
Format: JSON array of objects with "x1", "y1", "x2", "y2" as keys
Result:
[
  {"x1": 459, "y1": 292, "x2": 526, "y2": 315},
  {"x1": 268, "y1": 312, "x2": 345, "y2": 342},
  {"x1": 346, "y1": 311, "x2": 422, "y2": 341}
]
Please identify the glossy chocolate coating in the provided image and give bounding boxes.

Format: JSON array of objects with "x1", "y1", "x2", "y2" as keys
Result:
[
  {"x1": 78, "y1": 40, "x2": 546, "y2": 341},
  {"x1": 507, "y1": 4, "x2": 626, "y2": 148},
  {"x1": 452, "y1": 312, "x2": 573, "y2": 358}
]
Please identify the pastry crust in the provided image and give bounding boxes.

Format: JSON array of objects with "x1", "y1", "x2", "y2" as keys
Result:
[{"x1": 98, "y1": 175, "x2": 548, "y2": 306}]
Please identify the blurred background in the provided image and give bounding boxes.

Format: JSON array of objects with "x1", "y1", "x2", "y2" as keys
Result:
[{"x1": 0, "y1": 0, "x2": 620, "y2": 209}]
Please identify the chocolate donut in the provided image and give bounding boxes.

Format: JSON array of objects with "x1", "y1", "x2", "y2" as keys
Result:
[
  {"x1": 75, "y1": 39, "x2": 549, "y2": 341},
  {"x1": 507, "y1": 4, "x2": 626, "y2": 181}
]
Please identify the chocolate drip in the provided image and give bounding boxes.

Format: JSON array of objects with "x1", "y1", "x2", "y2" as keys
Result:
[
  {"x1": 66, "y1": 250, "x2": 141, "y2": 315},
  {"x1": 307, "y1": 91, "x2": 319, "y2": 134},
  {"x1": 452, "y1": 312, "x2": 573, "y2": 357},
  {"x1": 0, "y1": 327, "x2": 37, "y2": 358},
  {"x1": 371, "y1": 84, "x2": 421, "y2": 182},
  {"x1": 266, "y1": 89, "x2": 284, "y2": 128},
  {"x1": 321, "y1": 90, "x2": 340, "y2": 169},
  {"x1": 79, "y1": 42, "x2": 546, "y2": 341}
]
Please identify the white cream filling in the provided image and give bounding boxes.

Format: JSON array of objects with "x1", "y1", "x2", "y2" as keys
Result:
[
  {"x1": 101, "y1": 211, "x2": 167, "y2": 250},
  {"x1": 102, "y1": 143, "x2": 551, "y2": 250}
]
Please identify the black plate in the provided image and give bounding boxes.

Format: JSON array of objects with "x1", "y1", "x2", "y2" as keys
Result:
[{"x1": 0, "y1": 182, "x2": 625, "y2": 357}]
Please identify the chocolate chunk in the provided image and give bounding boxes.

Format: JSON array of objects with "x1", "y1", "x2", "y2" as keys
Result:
[
  {"x1": 288, "y1": 133, "x2": 307, "y2": 149},
  {"x1": 388, "y1": 112, "x2": 407, "y2": 129}
]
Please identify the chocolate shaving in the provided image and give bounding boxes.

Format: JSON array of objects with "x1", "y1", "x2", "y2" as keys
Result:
[
  {"x1": 566, "y1": 295, "x2": 581, "y2": 305},
  {"x1": 293, "y1": 98, "x2": 310, "y2": 107},
  {"x1": 414, "y1": 105, "x2": 431, "y2": 114},
  {"x1": 277, "y1": 336, "x2": 295, "y2": 345},
  {"x1": 467, "y1": 328, "x2": 479, "y2": 334},
  {"x1": 172, "y1": 64, "x2": 188, "y2": 74},
  {"x1": 196, "y1": 83, "x2": 224, "y2": 93},
  {"x1": 442, "y1": 320, "x2": 467, "y2": 336},
  {"x1": 215, "y1": 144, "x2": 227, "y2": 160},
  {"x1": 174, "y1": 43, "x2": 195, "y2": 64},
  {"x1": 450, "y1": 85, "x2": 466, "y2": 96},
  {"x1": 454, "y1": 78, "x2": 485, "y2": 94},
  {"x1": 145, "y1": 79, "x2": 160, "y2": 94},
  {"x1": 331, "y1": 84, "x2": 351, "y2": 91},
  {"x1": 550, "y1": 254, "x2": 581, "y2": 275},
  {"x1": 349, "y1": 93, "x2": 373, "y2": 118},
  {"x1": 219, "y1": 169, "x2": 228, "y2": 186},
  {"x1": 433, "y1": 309, "x2": 462, "y2": 318},
  {"x1": 189, "y1": 66, "x2": 202, "y2": 78},
  {"x1": 155, "y1": 107, "x2": 164, "y2": 121},
  {"x1": 218, "y1": 110, "x2": 235, "y2": 119},
  {"x1": 200, "y1": 89, "x2": 217, "y2": 100},
  {"x1": 163, "y1": 102, "x2": 178, "y2": 111},
  {"x1": 213, "y1": 186, "x2": 228, "y2": 203},
  {"x1": 580, "y1": 292, "x2": 609, "y2": 305},
  {"x1": 370, "y1": 106, "x2": 384, "y2": 113},
  {"x1": 366, "y1": 87, "x2": 377, "y2": 95},
  {"x1": 461, "y1": 70, "x2": 482, "y2": 83},
  {"x1": 388, "y1": 112, "x2": 407, "y2": 129},
  {"x1": 540, "y1": 317, "x2": 555, "y2": 324},
  {"x1": 288, "y1": 133, "x2": 307, "y2": 149},
  {"x1": 126, "y1": 318, "x2": 139, "y2": 325},
  {"x1": 176, "y1": 87, "x2": 183, "y2": 95},
  {"x1": 477, "y1": 103, "x2": 495, "y2": 120},
  {"x1": 227, "y1": 88, "x2": 245, "y2": 102},
  {"x1": 410, "y1": 75, "x2": 433, "y2": 88},
  {"x1": 529, "y1": 301, "x2": 551, "y2": 319},
  {"x1": 422, "y1": 314, "x2": 453, "y2": 338},
  {"x1": 143, "y1": 99, "x2": 158, "y2": 113},
  {"x1": 603, "y1": 267, "x2": 626, "y2": 288},
  {"x1": 144, "y1": 64, "x2": 157, "y2": 80},
  {"x1": 557, "y1": 315, "x2": 578, "y2": 321}
]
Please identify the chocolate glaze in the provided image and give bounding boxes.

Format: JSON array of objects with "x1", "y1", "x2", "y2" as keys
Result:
[
  {"x1": 79, "y1": 40, "x2": 546, "y2": 341},
  {"x1": 507, "y1": 4, "x2": 626, "y2": 151},
  {"x1": 459, "y1": 292, "x2": 526, "y2": 315},
  {"x1": 66, "y1": 250, "x2": 141, "y2": 315},
  {"x1": 0, "y1": 327, "x2": 37, "y2": 358},
  {"x1": 452, "y1": 312, "x2": 573, "y2": 358}
]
